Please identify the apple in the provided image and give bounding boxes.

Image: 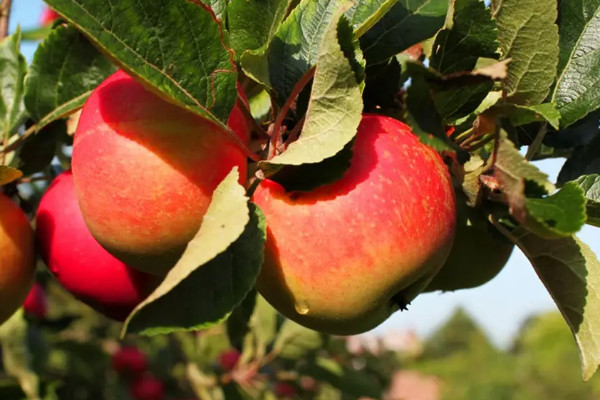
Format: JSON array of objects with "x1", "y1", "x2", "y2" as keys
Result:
[
  {"x1": 129, "y1": 374, "x2": 165, "y2": 400},
  {"x1": 424, "y1": 206, "x2": 514, "y2": 292},
  {"x1": 112, "y1": 346, "x2": 148, "y2": 377},
  {"x1": 39, "y1": 7, "x2": 60, "y2": 26},
  {"x1": 72, "y1": 70, "x2": 249, "y2": 275},
  {"x1": 0, "y1": 193, "x2": 35, "y2": 325},
  {"x1": 274, "y1": 382, "x2": 297, "y2": 398},
  {"x1": 35, "y1": 171, "x2": 159, "y2": 321},
  {"x1": 252, "y1": 114, "x2": 456, "y2": 335},
  {"x1": 23, "y1": 282, "x2": 48, "y2": 320},
  {"x1": 218, "y1": 349, "x2": 241, "y2": 371}
]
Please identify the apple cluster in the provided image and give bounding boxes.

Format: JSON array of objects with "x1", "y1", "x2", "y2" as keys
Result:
[{"x1": 0, "y1": 67, "x2": 513, "y2": 335}]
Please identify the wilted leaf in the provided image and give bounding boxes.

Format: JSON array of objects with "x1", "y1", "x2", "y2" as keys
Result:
[
  {"x1": 0, "y1": 166, "x2": 22, "y2": 186},
  {"x1": 430, "y1": 0, "x2": 499, "y2": 74},
  {"x1": 553, "y1": 1, "x2": 600, "y2": 127},
  {"x1": 510, "y1": 229, "x2": 600, "y2": 380},
  {"x1": 492, "y1": 0, "x2": 559, "y2": 105},
  {"x1": 574, "y1": 175, "x2": 600, "y2": 227},
  {"x1": 359, "y1": 0, "x2": 448, "y2": 64},
  {"x1": 45, "y1": 0, "x2": 237, "y2": 125},
  {"x1": 123, "y1": 169, "x2": 265, "y2": 335},
  {"x1": 260, "y1": 11, "x2": 363, "y2": 176},
  {"x1": 0, "y1": 30, "x2": 27, "y2": 140},
  {"x1": 24, "y1": 25, "x2": 116, "y2": 129}
]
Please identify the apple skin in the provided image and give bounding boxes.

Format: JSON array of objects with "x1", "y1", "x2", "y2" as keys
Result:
[
  {"x1": 129, "y1": 375, "x2": 165, "y2": 400},
  {"x1": 72, "y1": 70, "x2": 249, "y2": 275},
  {"x1": 0, "y1": 193, "x2": 35, "y2": 325},
  {"x1": 218, "y1": 349, "x2": 241, "y2": 372},
  {"x1": 23, "y1": 282, "x2": 48, "y2": 320},
  {"x1": 424, "y1": 206, "x2": 514, "y2": 292},
  {"x1": 35, "y1": 171, "x2": 159, "y2": 321},
  {"x1": 252, "y1": 114, "x2": 456, "y2": 335},
  {"x1": 112, "y1": 346, "x2": 148, "y2": 377},
  {"x1": 39, "y1": 7, "x2": 60, "y2": 26}
]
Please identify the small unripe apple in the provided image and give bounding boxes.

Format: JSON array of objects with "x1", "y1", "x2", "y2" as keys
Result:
[
  {"x1": 112, "y1": 346, "x2": 148, "y2": 377},
  {"x1": 23, "y1": 282, "x2": 48, "y2": 320},
  {"x1": 0, "y1": 193, "x2": 35, "y2": 325},
  {"x1": 39, "y1": 7, "x2": 60, "y2": 26},
  {"x1": 424, "y1": 206, "x2": 514, "y2": 292},
  {"x1": 253, "y1": 115, "x2": 456, "y2": 335},
  {"x1": 35, "y1": 171, "x2": 158, "y2": 321},
  {"x1": 72, "y1": 70, "x2": 249, "y2": 275},
  {"x1": 218, "y1": 349, "x2": 241, "y2": 371},
  {"x1": 129, "y1": 374, "x2": 165, "y2": 400}
]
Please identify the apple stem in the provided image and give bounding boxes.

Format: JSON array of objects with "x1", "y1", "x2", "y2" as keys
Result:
[
  {"x1": 268, "y1": 67, "x2": 316, "y2": 159},
  {"x1": 0, "y1": 0, "x2": 12, "y2": 41}
]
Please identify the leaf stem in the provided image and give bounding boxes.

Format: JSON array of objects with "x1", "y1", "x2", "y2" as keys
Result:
[
  {"x1": 525, "y1": 123, "x2": 548, "y2": 161},
  {"x1": 268, "y1": 67, "x2": 315, "y2": 159}
]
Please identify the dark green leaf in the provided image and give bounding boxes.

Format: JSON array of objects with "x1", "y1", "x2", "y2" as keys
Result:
[
  {"x1": 492, "y1": 0, "x2": 559, "y2": 105},
  {"x1": 524, "y1": 182, "x2": 587, "y2": 238},
  {"x1": 228, "y1": 0, "x2": 291, "y2": 57},
  {"x1": 241, "y1": 295, "x2": 278, "y2": 363},
  {"x1": 303, "y1": 357, "x2": 382, "y2": 398},
  {"x1": 557, "y1": 134, "x2": 600, "y2": 185},
  {"x1": 260, "y1": 12, "x2": 364, "y2": 177},
  {"x1": 510, "y1": 229, "x2": 600, "y2": 380},
  {"x1": 45, "y1": 0, "x2": 237, "y2": 125},
  {"x1": 430, "y1": 0, "x2": 499, "y2": 74},
  {"x1": 498, "y1": 103, "x2": 561, "y2": 129},
  {"x1": 574, "y1": 175, "x2": 600, "y2": 227},
  {"x1": 202, "y1": 0, "x2": 227, "y2": 19},
  {"x1": 18, "y1": 120, "x2": 66, "y2": 175},
  {"x1": 345, "y1": 0, "x2": 398, "y2": 38},
  {"x1": 227, "y1": 289, "x2": 257, "y2": 350},
  {"x1": 241, "y1": 0, "x2": 344, "y2": 102},
  {"x1": 0, "y1": 30, "x2": 27, "y2": 139},
  {"x1": 123, "y1": 170, "x2": 265, "y2": 335},
  {"x1": 359, "y1": 0, "x2": 448, "y2": 64},
  {"x1": 24, "y1": 25, "x2": 116, "y2": 128},
  {"x1": 553, "y1": 1, "x2": 600, "y2": 127}
]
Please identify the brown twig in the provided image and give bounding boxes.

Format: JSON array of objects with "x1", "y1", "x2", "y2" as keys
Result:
[
  {"x1": 283, "y1": 115, "x2": 305, "y2": 149},
  {"x1": 525, "y1": 123, "x2": 548, "y2": 161},
  {"x1": 268, "y1": 67, "x2": 315, "y2": 159},
  {"x1": 0, "y1": 0, "x2": 12, "y2": 41}
]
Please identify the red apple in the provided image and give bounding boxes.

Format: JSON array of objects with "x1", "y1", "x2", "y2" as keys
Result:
[
  {"x1": 218, "y1": 349, "x2": 241, "y2": 371},
  {"x1": 39, "y1": 7, "x2": 60, "y2": 26},
  {"x1": 112, "y1": 346, "x2": 148, "y2": 377},
  {"x1": 0, "y1": 193, "x2": 35, "y2": 325},
  {"x1": 35, "y1": 171, "x2": 158, "y2": 321},
  {"x1": 253, "y1": 115, "x2": 456, "y2": 335},
  {"x1": 274, "y1": 382, "x2": 297, "y2": 398},
  {"x1": 23, "y1": 282, "x2": 47, "y2": 319},
  {"x1": 130, "y1": 374, "x2": 165, "y2": 400},
  {"x1": 72, "y1": 70, "x2": 249, "y2": 275}
]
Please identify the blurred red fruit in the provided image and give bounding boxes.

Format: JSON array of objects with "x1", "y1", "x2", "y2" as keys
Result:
[
  {"x1": 40, "y1": 7, "x2": 60, "y2": 26},
  {"x1": 23, "y1": 282, "x2": 47, "y2": 319},
  {"x1": 274, "y1": 382, "x2": 297, "y2": 398},
  {"x1": 112, "y1": 346, "x2": 148, "y2": 377},
  {"x1": 218, "y1": 349, "x2": 241, "y2": 371},
  {"x1": 130, "y1": 374, "x2": 165, "y2": 400}
]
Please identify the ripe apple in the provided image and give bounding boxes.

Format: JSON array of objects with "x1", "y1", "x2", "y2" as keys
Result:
[
  {"x1": 112, "y1": 346, "x2": 148, "y2": 377},
  {"x1": 129, "y1": 374, "x2": 165, "y2": 400},
  {"x1": 0, "y1": 193, "x2": 35, "y2": 325},
  {"x1": 72, "y1": 70, "x2": 249, "y2": 275},
  {"x1": 35, "y1": 171, "x2": 159, "y2": 321},
  {"x1": 218, "y1": 349, "x2": 241, "y2": 371},
  {"x1": 23, "y1": 282, "x2": 48, "y2": 320},
  {"x1": 252, "y1": 114, "x2": 456, "y2": 335},
  {"x1": 39, "y1": 7, "x2": 60, "y2": 26},
  {"x1": 424, "y1": 206, "x2": 514, "y2": 292}
]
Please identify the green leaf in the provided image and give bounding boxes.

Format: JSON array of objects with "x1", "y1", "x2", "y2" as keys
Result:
[
  {"x1": 0, "y1": 311, "x2": 39, "y2": 400},
  {"x1": 18, "y1": 120, "x2": 66, "y2": 175},
  {"x1": 430, "y1": 0, "x2": 499, "y2": 74},
  {"x1": 202, "y1": 0, "x2": 227, "y2": 19},
  {"x1": 241, "y1": 294, "x2": 278, "y2": 363},
  {"x1": 45, "y1": 0, "x2": 237, "y2": 125},
  {"x1": 0, "y1": 165, "x2": 23, "y2": 186},
  {"x1": 510, "y1": 230, "x2": 600, "y2": 380},
  {"x1": 227, "y1": 289, "x2": 257, "y2": 350},
  {"x1": 123, "y1": 169, "x2": 265, "y2": 335},
  {"x1": 24, "y1": 25, "x2": 116, "y2": 129},
  {"x1": 241, "y1": 0, "x2": 345, "y2": 102},
  {"x1": 0, "y1": 30, "x2": 27, "y2": 140},
  {"x1": 303, "y1": 357, "x2": 383, "y2": 398},
  {"x1": 557, "y1": 134, "x2": 600, "y2": 185},
  {"x1": 273, "y1": 319, "x2": 324, "y2": 359},
  {"x1": 359, "y1": 0, "x2": 448, "y2": 64},
  {"x1": 260, "y1": 12, "x2": 363, "y2": 176},
  {"x1": 494, "y1": 133, "x2": 555, "y2": 222},
  {"x1": 524, "y1": 182, "x2": 587, "y2": 238},
  {"x1": 552, "y1": 0, "x2": 600, "y2": 127},
  {"x1": 574, "y1": 175, "x2": 600, "y2": 227},
  {"x1": 345, "y1": 0, "x2": 398, "y2": 38},
  {"x1": 228, "y1": 0, "x2": 291, "y2": 57},
  {"x1": 492, "y1": 0, "x2": 559, "y2": 105},
  {"x1": 498, "y1": 102, "x2": 561, "y2": 129}
]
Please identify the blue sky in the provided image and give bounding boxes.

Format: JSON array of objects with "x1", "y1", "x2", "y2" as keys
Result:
[{"x1": 11, "y1": 1, "x2": 600, "y2": 348}]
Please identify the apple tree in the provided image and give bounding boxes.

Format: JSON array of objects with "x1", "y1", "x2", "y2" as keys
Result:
[{"x1": 1, "y1": 0, "x2": 600, "y2": 397}]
